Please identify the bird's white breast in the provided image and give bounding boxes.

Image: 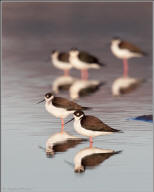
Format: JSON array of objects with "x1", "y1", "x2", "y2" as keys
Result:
[
  {"x1": 111, "y1": 43, "x2": 141, "y2": 59},
  {"x1": 52, "y1": 56, "x2": 72, "y2": 70},
  {"x1": 45, "y1": 102, "x2": 73, "y2": 118},
  {"x1": 69, "y1": 55, "x2": 100, "y2": 70},
  {"x1": 74, "y1": 119, "x2": 112, "y2": 137}
]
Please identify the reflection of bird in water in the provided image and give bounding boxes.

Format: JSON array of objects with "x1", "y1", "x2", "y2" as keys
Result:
[
  {"x1": 51, "y1": 50, "x2": 72, "y2": 76},
  {"x1": 37, "y1": 93, "x2": 90, "y2": 133},
  {"x1": 69, "y1": 80, "x2": 105, "y2": 100},
  {"x1": 111, "y1": 37, "x2": 146, "y2": 77},
  {"x1": 74, "y1": 147, "x2": 122, "y2": 173},
  {"x1": 46, "y1": 131, "x2": 87, "y2": 157},
  {"x1": 69, "y1": 48, "x2": 105, "y2": 80},
  {"x1": 112, "y1": 77, "x2": 145, "y2": 96},
  {"x1": 52, "y1": 75, "x2": 77, "y2": 94},
  {"x1": 65, "y1": 110, "x2": 121, "y2": 147}
]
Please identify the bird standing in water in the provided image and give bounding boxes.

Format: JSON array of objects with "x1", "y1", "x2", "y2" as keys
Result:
[
  {"x1": 69, "y1": 48, "x2": 105, "y2": 80},
  {"x1": 111, "y1": 37, "x2": 146, "y2": 77},
  {"x1": 65, "y1": 110, "x2": 121, "y2": 147},
  {"x1": 37, "y1": 93, "x2": 90, "y2": 133},
  {"x1": 51, "y1": 50, "x2": 72, "y2": 76}
]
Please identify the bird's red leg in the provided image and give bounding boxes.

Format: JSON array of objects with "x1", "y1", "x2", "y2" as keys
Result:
[
  {"x1": 89, "y1": 136, "x2": 93, "y2": 148},
  {"x1": 123, "y1": 58, "x2": 128, "y2": 77},
  {"x1": 84, "y1": 69, "x2": 88, "y2": 80},
  {"x1": 64, "y1": 69, "x2": 69, "y2": 76},
  {"x1": 61, "y1": 117, "x2": 64, "y2": 133},
  {"x1": 81, "y1": 70, "x2": 84, "y2": 80}
]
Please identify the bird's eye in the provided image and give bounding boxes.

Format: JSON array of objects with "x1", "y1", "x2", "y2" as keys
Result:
[{"x1": 45, "y1": 93, "x2": 52, "y2": 98}]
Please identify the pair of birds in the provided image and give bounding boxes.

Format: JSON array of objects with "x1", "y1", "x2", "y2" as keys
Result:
[
  {"x1": 51, "y1": 37, "x2": 146, "y2": 80},
  {"x1": 51, "y1": 48, "x2": 105, "y2": 80},
  {"x1": 38, "y1": 93, "x2": 121, "y2": 147}
]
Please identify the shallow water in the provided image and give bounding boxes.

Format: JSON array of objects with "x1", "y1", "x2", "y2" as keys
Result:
[{"x1": 2, "y1": 3, "x2": 153, "y2": 192}]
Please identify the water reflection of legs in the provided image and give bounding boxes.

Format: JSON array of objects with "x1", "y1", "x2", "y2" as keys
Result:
[
  {"x1": 60, "y1": 117, "x2": 64, "y2": 133},
  {"x1": 81, "y1": 69, "x2": 88, "y2": 80},
  {"x1": 64, "y1": 69, "x2": 69, "y2": 76}
]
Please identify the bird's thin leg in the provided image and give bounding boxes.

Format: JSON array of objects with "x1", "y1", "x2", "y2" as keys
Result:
[
  {"x1": 61, "y1": 117, "x2": 64, "y2": 133},
  {"x1": 123, "y1": 58, "x2": 128, "y2": 77},
  {"x1": 64, "y1": 69, "x2": 69, "y2": 76},
  {"x1": 89, "y1": 136, "x2": 93, "y2": 148},
  {"x1": 81, "y1": 70, "x2": 84, "y2": 80},
  {"x1": 84, "y1": 69, "x2": 88, "y2": 80}
]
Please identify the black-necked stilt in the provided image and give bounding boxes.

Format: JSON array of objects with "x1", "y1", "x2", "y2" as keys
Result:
[
  {"x1": 74, "y1": 147, "x2": 122, "y2": 173},
  {"x1": 111, "y1": 37, "x2": 146, "y2": 77},
  {"x1": 51, "y1": 50, "x2": 72, "y2": 76},
  {"x1": 69, "y1": 48, "x2": 105, "y2": 80},
  {"x1": 65, "y1": 110, "x2": 121, "y2": 147},
  {"x1": 37, "y1": 93, "x2": 90, "y2": 133}
]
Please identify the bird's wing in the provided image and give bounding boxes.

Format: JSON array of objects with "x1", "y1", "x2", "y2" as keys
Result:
[
  {"x1": 119, "y1": 41, "x2": 145, "y2": 54},
  {"x1": 78, "y1": 51, "x2": 99, "y2": 63},
  {"x1": 81, "y1": 115, "x2": 119, "y2": 132},
  {"x1": 58, "y1": 52, "x2": 69, "y2": 62},
  {"x1": 52, "y1": 97, "x2": 83, "y2": 111}
]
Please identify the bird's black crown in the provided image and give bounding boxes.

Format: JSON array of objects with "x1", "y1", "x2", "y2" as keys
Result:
[
  {"x1": 112, "y1": 36, "x2": 121, "y2": 41},
  {"x1": 74, "y1": 110, "x2": 85, "y2": 117},
  {"x1": 45, "y1": 92, "x2": 53, "y2": 99},
  {"x1": 70, "y1": 47, "x2": 78, "y2": 51},
  {"x1": 52, "y1": 50, "x2": 57, "y2": 54}
]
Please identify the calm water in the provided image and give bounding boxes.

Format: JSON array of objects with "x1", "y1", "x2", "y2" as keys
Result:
[{"x1": 2, "y1": 3, "x2": 153, "y2": 192}]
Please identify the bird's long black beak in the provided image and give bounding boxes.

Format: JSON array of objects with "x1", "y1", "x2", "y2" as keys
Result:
[
  {"x1": 64, "y1": 118, "x2": 74, "y2": 125},
  {"x1": 36, "y1": 99, "x2": 45, "y2": 104}
]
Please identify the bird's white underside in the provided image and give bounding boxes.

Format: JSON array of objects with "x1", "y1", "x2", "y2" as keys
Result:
[
  {"x1": 45, "y1": 102, "x2": 73, "y2": 118},
  {"x1": 111, "y1": 42, "x2": 142, "y2": 59},
  {"x1": 52, "y1": 55, "x2": 72, "y2": 70},
  {"x1": 74, "y1": 119, "x2": 112, "y2": 137},
  {"x1": 69, "y1": 55, "x2": 100, "y2": 70}
]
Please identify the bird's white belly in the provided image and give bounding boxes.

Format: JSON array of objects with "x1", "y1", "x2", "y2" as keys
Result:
[
  {"x1": 45, "y1": 103, "x2": 73, "y2": 118},
  {"x1": 52, "y1": 57, "x2": 72, "y2": 70},
  {"x1": 74, "y1": 120, "x2": 111, "y2": 137},
  {"x1": 111, "y1": 44, "x2": 141, "y2": 59},
  {"x1": 70, "y1": 57, "x2": 99, "y2": 70}
]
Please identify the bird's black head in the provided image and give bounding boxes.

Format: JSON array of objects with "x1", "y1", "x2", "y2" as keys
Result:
[
  {"x1": 112, "y1": 36, "x2": 121, "y2": 41},
  {"x1": 70, "y1": 47, "x2": 78, "y2": 51},
  {"x1": 74, "y1": 110, "x2": 85, "y2": 118},
  {"x1": 52, "y1": 50, "x2": 57, "y2": 54},
  {"x1": 45, "y1": 92, "x2": 54, "y2": 99}
]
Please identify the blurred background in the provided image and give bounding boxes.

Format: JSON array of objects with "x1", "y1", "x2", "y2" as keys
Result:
[{"x1": 2, "y1": 2, "x2": 153, "y2": 192}]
